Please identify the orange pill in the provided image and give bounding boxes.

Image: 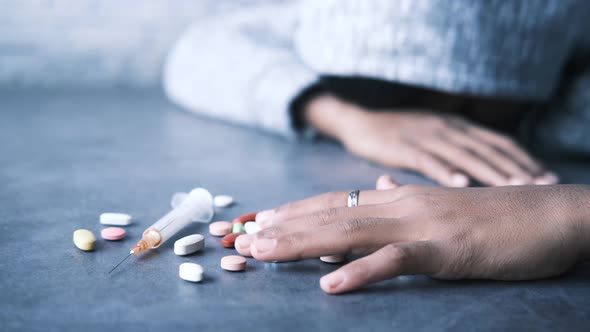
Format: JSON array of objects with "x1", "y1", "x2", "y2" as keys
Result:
[
  {"x1": 232, "y1": 212, "x2": 257, "y2": 225},
  {"x1": 221, "y1": 233, "x2": 241, "y2": 248},
  {"x1": 209, "y1": 221, "x2": 232, "y2": 237},
  {"x1": 221, "y1": 255, "x2": 247, "y2": 271}
]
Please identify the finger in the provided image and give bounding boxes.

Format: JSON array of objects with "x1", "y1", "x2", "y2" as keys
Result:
[
  {"x1": 468, "y1": 126, "x2": 545, "y2": 176},
  {"x1": 248, "y1": 214, "x2": 411, "y2": 262},
  {"x1": 376, "y1": 174, "x2": 400, "y2": 190},
  {"x1": 320, "y1": 241, "x2": 439, "y2": 294},
  {"x1": 256, "y1": 190, "x2": 405, "y2": 228},
  {"x1": 445, "y1": 129, "x2": 535, "y2": 185},
  {"x1": 418, "y1": 139, "x2": 510, "y2": 186},
  {"x1": 405, "y1": 148, "x2": 470, "y2": 187},
  {"x1": 239, "y1": 205, "x2": 393, "y2": 257}
]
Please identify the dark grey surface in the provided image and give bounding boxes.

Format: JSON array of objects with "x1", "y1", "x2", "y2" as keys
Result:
[{"x1": 1, "y1": 90, "x2": 589, "y2": 332}]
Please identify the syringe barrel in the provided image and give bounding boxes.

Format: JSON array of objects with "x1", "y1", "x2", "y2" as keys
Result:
[{"x1": 149, "y1": 188, "x2": 214, "y2": 247}]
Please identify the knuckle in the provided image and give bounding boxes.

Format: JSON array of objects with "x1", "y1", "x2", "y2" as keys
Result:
[
  {"x1": 324, "y1": 191, "x2": 347, "y2": 207},
  {"x1": 396, "y1": 184, "x2": 423, "y2": 196},
  {"x1": 313, "y1": 207, "x2": 340, "y2": 227},
  {"x1": 257, "y1": 226, "x2": 283, "y2": 239},
  {"x1": 496, "y1": 135, "x2": 517, "y2": 148},
  {"x1": 411, "y1": 152, "x2": 433, "y2": 170},
  {"x1": 347, "y1": 261, "x2": 371, "y2": 283},
  {"x1": 379, "y1": 244, "x2": 410, "y2": 266},
  {"x1": 279, "y1": 232, "x2": 303, "y2": 247},
  {"x1": 335, "y1": 218, "x2": 367, "y2": 240},
  {"x1": 275, "y1": 202, "x2": 293, "y2": 215}
]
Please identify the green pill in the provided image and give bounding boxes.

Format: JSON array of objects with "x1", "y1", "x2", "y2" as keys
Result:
[{"x1": 232, "y1": 223, "x2": 245, "y2": 234}]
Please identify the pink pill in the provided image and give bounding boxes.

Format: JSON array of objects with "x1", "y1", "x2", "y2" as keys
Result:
[
  {"x1": 101, "y1": 227, "x2": 126, "y2": 241},
  {"x1": 209, "y1": 221, "x2": 232, "y2": 237},
  {"x1": 220, "y1": 255, "x2": 247, "y2": 271}
]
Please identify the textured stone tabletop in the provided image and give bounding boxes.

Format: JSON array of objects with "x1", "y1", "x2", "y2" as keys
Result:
[{"x1": 1, "y1": 90, "x2": 589, "y2": 331}]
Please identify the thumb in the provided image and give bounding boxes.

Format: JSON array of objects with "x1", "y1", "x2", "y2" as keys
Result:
[
  {"x1": 320, "y1": 241, "x2": 440, "y2": 294},
  {"x1": 376, "y1": 174, "x2": 400, "y2": 190}
]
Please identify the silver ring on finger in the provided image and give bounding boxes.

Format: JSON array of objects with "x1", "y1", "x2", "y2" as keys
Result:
[{"x1": 347, "y1": 190, "x2": 360, "y2": 207}]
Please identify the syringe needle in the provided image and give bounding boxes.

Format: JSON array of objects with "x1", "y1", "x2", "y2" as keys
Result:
[{"x1": 108, "y1": 251, "x2": 133, "y2": 274}]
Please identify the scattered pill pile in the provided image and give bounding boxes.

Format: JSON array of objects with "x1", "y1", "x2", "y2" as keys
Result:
[{"x1": 73, "y1": 192, "x2": 341, "y2": 286}]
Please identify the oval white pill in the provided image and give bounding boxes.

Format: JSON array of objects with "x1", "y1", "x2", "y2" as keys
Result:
[
  {"x1": 320, "y1": 255, "x2": 345, "y2": 264},
  {"x1": 174, "y1": 234, "x2": 205, "y2": 256},
  {"x1": 244, "y1": 221, "x2": 261, "y2": 234},
  {"x1": 170, "y1": 192, "x2": 188, "y2": 209},
  {"x1": 214, "y1": 195, "x2": 234, "y2": 208},
  {"x1": 179, "y1": 263, "x2": 204, "y2": 282},
  {"x1": 100, "y1": 212, "x2": 132, "y2": 226}
]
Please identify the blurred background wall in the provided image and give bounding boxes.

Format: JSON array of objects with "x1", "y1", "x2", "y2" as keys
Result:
[{"x1": 0, "y1": 0, "x2": 277, "y2": 89}]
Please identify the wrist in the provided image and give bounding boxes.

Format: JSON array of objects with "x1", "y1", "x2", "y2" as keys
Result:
[{"x1": 303, "y1": 94, "x2": 367, "y2": 141}]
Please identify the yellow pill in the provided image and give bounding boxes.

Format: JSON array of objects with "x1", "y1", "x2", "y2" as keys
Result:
[{"x1": 73, "y1": 229, "x2": 96, "y2": 251}]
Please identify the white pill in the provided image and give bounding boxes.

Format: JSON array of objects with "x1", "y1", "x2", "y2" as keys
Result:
[
  {"x1": 179, "y1": 263, "x2": 204, "y2": 282},
  {"x1": 171, "y1": 192, "x2": 188, "y2": 209},
  {"x1": 244, "y1": 221, "x2": 261, "y2": 234},
  {"x1": 99, "y1": 212, "x2": 132, "y2": 226},
  {"x1": 214, "y1": 195, "x2": 234, "y2": 208},
  {"x1": 320, "y1": 255, "x2": 345, "y2": 264},
  {"x1": 174, "y1": 234, "x2": 205, "y2": 256}
]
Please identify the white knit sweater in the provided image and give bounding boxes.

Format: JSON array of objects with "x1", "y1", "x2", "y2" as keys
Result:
[{"x1": 163, "y1": 0, "x2": 590, "y2": 156}]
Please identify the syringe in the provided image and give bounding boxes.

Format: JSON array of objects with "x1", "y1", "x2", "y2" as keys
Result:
[{"x1": 108, "y1": 188, "x2": 214, "y2": 273}]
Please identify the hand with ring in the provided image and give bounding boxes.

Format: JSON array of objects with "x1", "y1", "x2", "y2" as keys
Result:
[{"x1": 235, "y1": 175, "x2": 590, "y2": 294}]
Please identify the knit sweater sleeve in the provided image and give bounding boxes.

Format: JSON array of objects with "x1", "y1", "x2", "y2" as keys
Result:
[
  {"x1": 528, "y1": 61, "x2": 590, "y2": 158},
  {"x1": 163, "y1": 3, "x2": 317, "y2": 139}
]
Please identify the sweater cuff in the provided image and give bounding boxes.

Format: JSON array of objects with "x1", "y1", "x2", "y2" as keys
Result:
[{"x1": 251, "y1": 59, "x2": 318, "y2": 139}]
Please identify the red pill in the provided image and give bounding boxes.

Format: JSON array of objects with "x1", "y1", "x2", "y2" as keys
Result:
[
  {"x1": 221, "y1": 233, "x2": 241, "y2": 248},
  {"x1": 232, "y1": 212, "x2": 257, "y2": 225}
]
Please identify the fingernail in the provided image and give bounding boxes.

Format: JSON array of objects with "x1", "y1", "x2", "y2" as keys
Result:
[
  {"x1": 256, "y1": 209, "x2": 275, "y2": 225},
  {"x1": 534, "y1": 172, "x2": 559, "y2": 185},
  {"x1": 252, "y1": 238, "x2": 276, "y2": 254},
  {"x1": 236, "y1": 234, "x2": 253, "y2": 249},
  {"x1": 320, "y1": 272, "x2": 344, "y2": 291},
  {"x1": 508, "y1": 177, "x2": 527, "y2": 186},
  {"x1": 450, "y1": 173, "x2": 469, "y2": 187}
]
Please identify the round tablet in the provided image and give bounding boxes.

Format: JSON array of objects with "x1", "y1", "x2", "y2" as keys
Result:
[
  {"x1": 209, "y1": 221, "x2": 232, "y2": 237},
  {"x1": 221, "y1": 255, "x2": 247, "y2": 271},
  {"x1": 320, "y1": 255, "x2": 345, "y2": 264},
  {"x1": 221, "y1": 233, "x2": 241, "y2": 248},
  {"x1": 174, "y1": 234, "x2": 205, "y2": 256},
  {"x1": 73, "y1": 229, "x2": 96, "y2": 251},
  {"x1": 101, "y1": 227, "x2": 126, "y2": 241},
  {"x1": 244, "y1": 221, "x2": 261, "y2": 234},
  {"x1": 179, "y1": 262, "x2": 204, "y2": 282},
  {"x1": 214, "y1": 195, "x2": 234, "y2": 208}
]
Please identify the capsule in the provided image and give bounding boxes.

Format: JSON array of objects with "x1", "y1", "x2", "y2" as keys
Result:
[
  {"x1": 221, "y1": 233, "x2": 241, "y2": 248},
  {"x1": 232, "y1": 212, "x2": 257, "y2": 225}
]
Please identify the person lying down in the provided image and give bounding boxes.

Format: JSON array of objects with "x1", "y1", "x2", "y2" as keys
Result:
[{"x1": 163, "y1": 0, "x2": 590, "y2": 293}]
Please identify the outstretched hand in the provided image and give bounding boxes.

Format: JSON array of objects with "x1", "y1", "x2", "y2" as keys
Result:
[{"x1": 236, "y1": 175, "x2": 588, "y2": 294}]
